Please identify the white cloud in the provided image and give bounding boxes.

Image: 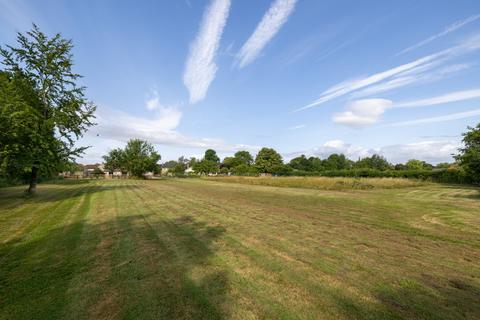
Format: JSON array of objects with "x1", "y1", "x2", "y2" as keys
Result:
[
  {"x1": 236, "y1": 0, "x2": 297, "y2": 68},
  {"x1": 183, "y1": 0, "x2": 231, "y2": 104},
  {"x1": 353, "y1": 63, "x2": 474, "y2": 98},
  {"x1": 396, "y1": 88, "x2": 480, "y2": 108},
  {"x1": 387, "y1": 109, "x2": 480, "y2": 127},
  {"x1": 351, "y1": 76, "x2": 417, "y2": 97},
  {"x1": 146, "y1": 97, "x2": 160, "y2": 110},
  {"x1": 288, "y1": 124, "x2": 306, "y2": 130},
  {"x1": 333, "y1": 99, "x2": 392, "y2": 128},
  {"x1": 317, "y1": 140, "x2": 373, "y2": 159},
  {"x1": 88, "y1": 105, "x2": 259, "y2": 153},
  {"x1": 396, "y1": 14, "x2": 480, "y2": 56},
  {"x1": 379, "y1": 141, "x2": 459, "y2": 163},
  {"x1": 295, "y1": 34, "x2": 480, "y2": 112},
  {"x1": 145, "y1": 90, "x2": 164, "y2": 110},
  {"x1": 438, "y1": 62, "x2": 473, "y2": 74},
  {"x1": 287, "y1": 140, "x2": 460, "y2": 164},
  {"x1": 335, "y1": 88, "x2": 480, "y2": 128}
]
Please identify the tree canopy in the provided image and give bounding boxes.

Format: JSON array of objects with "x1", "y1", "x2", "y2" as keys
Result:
[
  {"x1": 103, "y1": 139, "x2": 160, "y2": 177},
  {"x1": 0, "y1": 25, "x2": 96, "y2": 192},
  {"x1": 255, "y1": 148, "x2": 283, "y2": 173},
  {"x1": 355, "y1": 154, "x2": 391, "y2": 171},
  {"x1": 456, "y1": 123, "x2": 480, "y2": 184},
  {"x1": 204, "y1": 149, "x2": 220, "y2": 163},
  {"x1": 193, "y1": 149, "x2": 221, "y2": 174}
]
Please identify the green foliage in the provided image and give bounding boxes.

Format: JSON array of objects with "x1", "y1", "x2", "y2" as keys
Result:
[
  {"x1": 0, "y1": 25, "x2": 96, "y2": 192},
  {"x1": 234, "y1": 151, "x2": 253, "y2": 165},
  {"x1": 405, "y1": 159, "x2": 433, "y2": 170},
  {"x1": 220, "y1": 151, "x2": 254, "y2": 174},
  {"x1": 172, "y1": 159, "x2": 187, "y2": 175},
  {"x1": 289, "y1": 155, "x2": 313, "y2": 171},
  {"x1": 103, "y1": 139, "x2": 160, "y2": 177},
  {"x1": 221, "y1": 156, "x2": 239, "y2": 169},
  {"x1": 204, "y1": 149, "x2": 220, "y2": 163},
  {"x1": 231, "y1": 163, "x2": 257, "y2": 176},
  {"x1": 192, "y1": 149, "x2": 221, "y2": 174},
  {"x1": 456, "y1": 123, "x2": 480, "y2": 184},
  {"x1": 323, "y1": 154, "x2": 353, "y2": 170},
  {"x1": 435, "y1": 162, "x2": 452, "y2": 169},
  {"x1": 162, "y1": 160, "x2": 178, "y2": 169},
  {"x1": 255, "y1": 147, "x2": 283, "y2": 173},
  {"x1": 103, "y1": 148, "x2": 125, "y2": 172},
  {"x1": 317, "y1": 168, "x2": 467, "y2": 184},
  {"x1": 288, "y1": 155, "x2": 325, "y2": 171},
  {"x1": 270, "y1": 164, "x2": 292, "y2": 176},
  {"x1": 355, "y1": 154, "x2": 391, "y2": 170},
  {"x1": 193, "y1": 160, "x2": 218, "y2": 175}
]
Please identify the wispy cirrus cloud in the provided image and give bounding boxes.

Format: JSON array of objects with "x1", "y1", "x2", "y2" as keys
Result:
[
  {"x1": 396, "y1": 13, "x2": 480, "y2": 56},
  {"x1": 236, "y1": 0, "x2": 297, "y2": 68},
  {"x1": 387, "y1": 109, "x2": 480, "y2": 127},
  {"x1": 183, "y1": 0, "x2": 231, "y2": 104},
  {"x1": 334, "y1": 88, "x2": 480, "y2": 128},
  {"x1": 351, "y1": 62, "x2": 473, "y2": 98},
  {"x1": 295, "y1": 34, "x2": 480, "y2": 112},
  {"x1": 287, "y1": 124, "x2": 306, "y2": 130},
  {"x1": 396, "y1": 88, "x2": 480, "y2": 108}
]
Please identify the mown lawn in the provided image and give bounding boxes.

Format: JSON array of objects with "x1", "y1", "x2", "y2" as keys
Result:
[{"x1": 0, "y1": 179, "x2": 479, "y2": 319}]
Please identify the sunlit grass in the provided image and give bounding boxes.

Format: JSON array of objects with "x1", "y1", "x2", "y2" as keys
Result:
[{"x1": 0, "y1": 179, "x2": 478, "y2": 319}]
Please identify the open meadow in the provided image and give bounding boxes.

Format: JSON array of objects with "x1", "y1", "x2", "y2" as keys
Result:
[{"x1": 0, "y1": 178, "x2": 479, "y2": 319}]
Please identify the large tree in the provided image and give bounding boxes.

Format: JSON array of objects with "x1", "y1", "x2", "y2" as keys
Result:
[
  {"x1": 0, "y1": 25, "x2": 96, "y2": 193},
  {"x1": 456, "y1": 123, "x2": 480, "y2": 184},
  {"x1": 289, "y1": 155, "x2": 312, "y2": 171},
  {"x1": 234, "y1": 151, "x2": 253, "y2": 166},
  {"x1": 193, "y1": 149, "x2": 220, "y2": 174},
  {"x1": 323, "y1": 154, "x2": 352, "y2": 170},
  {"x1": 355, "y1": 154, "x2": 391, "y2": 171},
  {"x1": 204, "y1": 149, "x2": 220, "y2": 163},
  {"x1": 103, "y1": 148, "x2": 126, "y2": 172},
  {"x1": 103, "y1": 139, "x2": 160, "y2": 178},
  {"x1": 255, "y1": 147, "x2": 283, "y2": 173},
  {"x1": 405, "y1": 159, "x2": 432, "y2": 170}
]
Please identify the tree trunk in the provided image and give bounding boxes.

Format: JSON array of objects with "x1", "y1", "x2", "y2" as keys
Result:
[{"x1": 27, "y1": 166, "x2": 38, "y2": 194}]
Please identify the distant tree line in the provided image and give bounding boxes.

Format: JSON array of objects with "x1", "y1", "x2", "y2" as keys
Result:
[{"x1": 144, "y1": 123, "x2": 479, "y2": 184}]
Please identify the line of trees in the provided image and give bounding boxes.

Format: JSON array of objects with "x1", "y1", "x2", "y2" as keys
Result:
[
  {"x1": 158, "y1": 124, "x2": 480, "y2": 184},
  {"x1": 161, "y1": 148, "x2": 445, "y2": 176}
]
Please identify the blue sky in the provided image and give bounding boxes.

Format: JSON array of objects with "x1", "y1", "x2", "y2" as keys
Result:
[{"x1": 1, "y1": 0, "x2": 480, "y2": 164}]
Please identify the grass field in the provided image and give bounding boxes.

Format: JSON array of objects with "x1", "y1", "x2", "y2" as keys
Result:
[
  {"x1": 0, "y1": 178, "x2": 479, "y2": 319},
  {"x1": 203, "y1": 176, "x2": 425, "y2": 190}
]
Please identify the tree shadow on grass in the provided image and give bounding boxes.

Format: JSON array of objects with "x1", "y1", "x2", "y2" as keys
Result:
[
  {"x1": 0, "y1": 183, "x2": 139, "y2": 206},
  {"x1": 332, "y1": 276, "x2": 480, "y2": 320},
  {"x1": 0, "y1": 211, "x2": 228, "y2": 319}
]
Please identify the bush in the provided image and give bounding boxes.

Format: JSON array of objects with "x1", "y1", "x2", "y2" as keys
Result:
[{"x1": 266, "y1": 167, "x2": 469, "y2": 184}]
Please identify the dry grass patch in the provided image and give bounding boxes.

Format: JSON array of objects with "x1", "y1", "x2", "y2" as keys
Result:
[{"x1": 204, "y1": 175, "x2": 425, "y2": 190}]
